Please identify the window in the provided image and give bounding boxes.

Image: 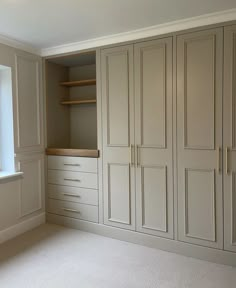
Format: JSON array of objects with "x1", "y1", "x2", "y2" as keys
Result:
[{"x1": 0, "y1": 65, "x2": 15, "y2": 177}]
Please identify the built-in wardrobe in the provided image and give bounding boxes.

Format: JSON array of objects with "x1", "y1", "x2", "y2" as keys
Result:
[
  {"x1": 45, "y1": 23, "x2": 236, "y2": 265},
  {"x1": 100, "y1": 24, "x2": 236, "y2": 256}
]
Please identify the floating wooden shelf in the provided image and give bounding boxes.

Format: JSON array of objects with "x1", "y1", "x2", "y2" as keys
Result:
[
  {"x1": 61, "y1": 99, "x2": 96, "y2": 105},
  {"x1": 46, "y1": 148, "x2": 99, "y2": 158},
  {"x1": 60, "y1": 79, "x2": 96, "y2": 87}
]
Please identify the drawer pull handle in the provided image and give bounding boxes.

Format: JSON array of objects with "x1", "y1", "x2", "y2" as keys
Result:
[
  {"x1": 64, "y1": 163, "x2": 80, "y2": 166},
  {"x1": 63, "y1": 193, "x2": 81, "y2": 198},
  {"x1": 63, "y1": 208, "x2": 80, "y2": 214},
  {"x1": 64, "y1": 178, "x2": 81, "y2": 182}
]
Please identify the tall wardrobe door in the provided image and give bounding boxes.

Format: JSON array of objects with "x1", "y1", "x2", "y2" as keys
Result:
[
  {"x1": 134, "y1": 38, "x2": 174, "y2": 238},
  {"x1": 224, "y1": 25, "x2": 236, "y2": 252},
  {"x1": 177, "y1": 28, "x2": 223, "y2": 249},
  {"x1": 101, "y1": 45, "x2": 136, "y2": 230}
]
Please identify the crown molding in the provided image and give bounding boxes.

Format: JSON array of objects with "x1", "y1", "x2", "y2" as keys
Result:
[
  {"x1": 41, "y1": 8, "x2": 236, "y2": 57},
  {"x1": 0, "y1": 8, "x2": 236, "y2": 57},
  {"x1": 0, "y1": 34, "x2": 41, "y2": 55}
]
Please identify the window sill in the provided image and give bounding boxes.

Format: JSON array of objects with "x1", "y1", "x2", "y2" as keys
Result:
[{"x1": 0, "y1": 171, "x2": 23, "y2": 182}]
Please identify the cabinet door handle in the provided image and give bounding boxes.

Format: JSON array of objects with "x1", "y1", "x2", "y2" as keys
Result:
[
  {"x1": 137, "y1": 145, "x2": 140, "y2": 167},
  {"x1": 64, "y1": 163, "x2": 80, "y2": 166},
  {"x1": 64, "y1": 178, "x2": 80, "y2": 182},
  {"x1": 217, "y1": 147, "x2": 221, "y2": 174},
  {"x1": 226, "y1": 147, "x2": 229, "y2": 175},
  {"x1": 63, "y1": 193, "x2": 80, "y2": 198},
  {"x1": 130, "y1": 145, "x2": 134, "y2": 166},
  {"x1": 130, "y1": 145, "x2": 132, "y2": 166},
  {"x1": 63, "y1": 208, "x2": 80, "y2": 213}
]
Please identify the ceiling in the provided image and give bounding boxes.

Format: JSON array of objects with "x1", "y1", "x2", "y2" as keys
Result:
[{"x1": 0, "y1": 0, "x2": 236, "y2": 52}]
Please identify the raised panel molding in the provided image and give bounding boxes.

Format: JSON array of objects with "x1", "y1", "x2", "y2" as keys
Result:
[
  {"x1": 16, "y1": 154, "x2": 44, "y2": 218},
  {"x1": 184, "y1": 168, "x2": 216, "y2": 242},
  {"x1": 107, "y1": 163, "x2": 131, "y2": 225},
  {"x1": 14, "y1": 53, "x2": 43, "y2": 152},
  {"x1": 141, "y1": 166, "x2": 167, "y2": 232},
  {"x1": 105, "y1": 50, "x2": 130, "y2": 147},
  {"x1": 139, "y1": 44, "x2": 166, "y2": 148},
  {"x1": 183, "y1": 35, "x2": 216, "y2": 150}
]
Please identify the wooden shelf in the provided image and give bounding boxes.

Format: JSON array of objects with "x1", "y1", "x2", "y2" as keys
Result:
[
  {"x1": 46, "y1": 148, "x2": 99, "y2": 158},
  {"x1": 60, "y1": 79, "x2": 96, "y2": 87},
  {"x1": 61, "y1": 99, "x2": 96, "y2": 105}
]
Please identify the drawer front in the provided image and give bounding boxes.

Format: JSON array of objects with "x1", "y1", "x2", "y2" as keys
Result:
[
  {"x1": 48, "y1": 184, "x2": 98, "y2": 205},
  {"x1": 48, "y1": 170, "x2": 98, "y2": 189},
  {"x1": 48, "y1": 156, "x2": 97, "y2": 173},
  {"x1": 48, "y1": 199, "x2": 98, "y2": 223}
]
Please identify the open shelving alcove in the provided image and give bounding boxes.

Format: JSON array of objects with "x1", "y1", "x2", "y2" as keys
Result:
[{"x1": 45, "y1": 51, "x2": 98, "y2": 157}]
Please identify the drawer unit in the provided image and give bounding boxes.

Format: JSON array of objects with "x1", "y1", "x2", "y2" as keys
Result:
[
  {"x1": 48, "y1": 198, "x2": 98, "y2": 223},
  {"x1": 48, "y1": 184, "x2": 98, "y2": 205},
  {"x1": 48, "y1": 156, "x2": 97, "y2": 173},
  {"x1": 48, "y1": 170, "x2": 98, "y2": 189},
  {"x1": 47, "y1": 155, "x2": 99, "y2": 224}
]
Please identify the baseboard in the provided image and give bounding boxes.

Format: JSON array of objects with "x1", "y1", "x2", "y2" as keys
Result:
[
  {"x1": 0, "y1": 212, "x2": 46, "y2": 244},
  {"x1": 47, "y1": 213, "x2": 236, "y2": 267}
]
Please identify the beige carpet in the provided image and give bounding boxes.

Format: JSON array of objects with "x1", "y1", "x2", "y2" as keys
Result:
[{"x1": 0, "y1": 224, "x2": 235, "y2": 288}]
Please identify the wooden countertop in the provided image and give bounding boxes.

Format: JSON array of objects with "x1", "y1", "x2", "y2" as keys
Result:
[{"x1": 46, "y1": 148, "x2": 99, "y2": 158}]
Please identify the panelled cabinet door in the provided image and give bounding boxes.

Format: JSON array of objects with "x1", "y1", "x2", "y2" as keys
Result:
[
  {"x1": 15, "y1": 153, "x2": 45, "y2": 218},
  {"x1": 14, "y1": 52, "x2": 44, "y2": 153},
  {"x1": 134, "y1": 38, "x2": 174, "y2": 239},
  {"x1": 101, "y1": 45, "x2": 136, "y2": 230},
  {"x1": 224, "y1": 25, "x2": 236, "y2": 253},
  {"x1": 177, "y1": 28, "x2": 223, "y2": 249}
]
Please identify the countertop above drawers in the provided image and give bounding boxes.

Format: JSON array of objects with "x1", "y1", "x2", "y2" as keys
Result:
[{"x1": 46, "y1": 148, "x2": 99, "y2": 158}]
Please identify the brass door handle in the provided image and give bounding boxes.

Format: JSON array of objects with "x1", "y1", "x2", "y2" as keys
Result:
[
  {"x1": 137, "y1": 145, "x2": 140, "y2": 167},
  {"x1": 130, "y1": 145, "x2": 134, "y2": 166},
  {"x1": 217, "y1": 147, "x2": 221, "y2": 174},
  {"x1": 226, "y1": 147, "x2": 229, "y2": 175}
]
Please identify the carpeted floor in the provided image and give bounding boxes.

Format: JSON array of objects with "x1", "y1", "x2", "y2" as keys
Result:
[{"x1": 0, "y1": 224, "x2": 235, "y2": 288}]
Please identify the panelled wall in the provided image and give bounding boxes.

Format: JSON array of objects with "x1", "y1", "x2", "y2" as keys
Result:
[
  {"x1": 0, "y1": 43, "x2": 44, "y2": 240},
  {"x1": 100, "y1": 23, "x2": 236, "y2": 257},
  {"x1": 14, "y1": 51, "x2": 45, "y2": 220}
]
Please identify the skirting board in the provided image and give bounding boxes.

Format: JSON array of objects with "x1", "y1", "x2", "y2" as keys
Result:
[
  {"x1": 47, "y1": 213, "x2": 236, "y2": 267},
  {"x1": 0, "y1": 212, "x2": 46, "y2": 244}
]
